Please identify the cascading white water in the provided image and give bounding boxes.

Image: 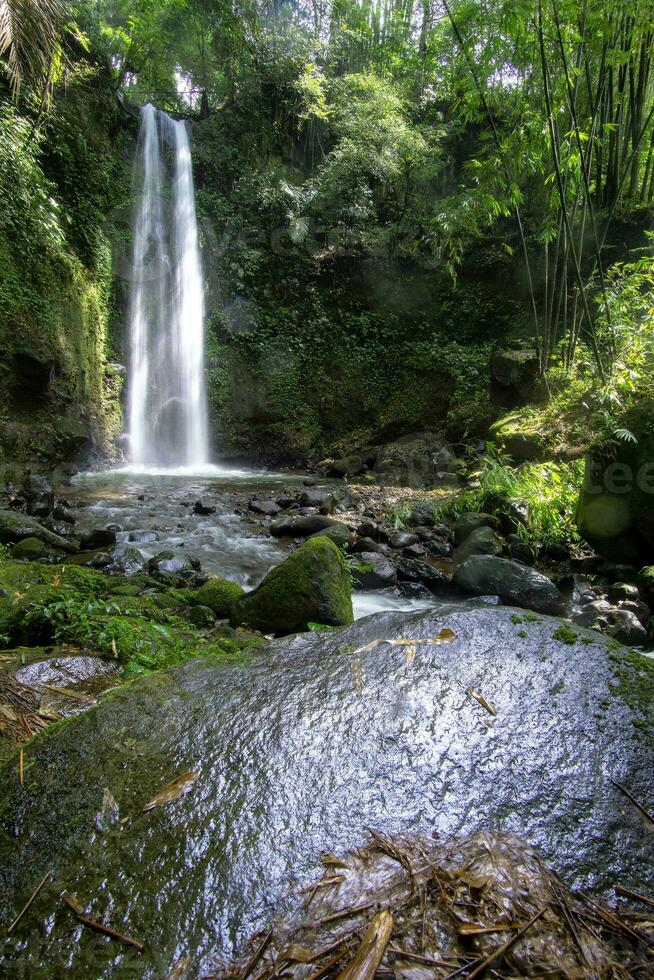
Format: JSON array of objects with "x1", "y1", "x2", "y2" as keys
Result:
[{"x1": 127, "y1": 103, "x2": 209, "y2": 469}]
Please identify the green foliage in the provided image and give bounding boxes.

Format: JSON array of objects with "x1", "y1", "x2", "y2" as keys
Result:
[{"x1": 434, "y1": 451, "x2": 584, "y2": 547}]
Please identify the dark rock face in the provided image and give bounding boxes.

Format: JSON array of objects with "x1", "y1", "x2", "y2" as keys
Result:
[
  {"x1": 395, "y1": 558, "x2": 450, "y2": 589},
  {"x1": 80, "y1": 528, "x2": 117, "y2": 550},
  {"x1": 193, "y1": 500, "x2": 216, "y2": 516},
  {"x1": 490, "y1": 348, "x2": 541, "y2": 406},
  {"x1": 454, "y1": 556, "x2": 566, "y2": 615},
  {"x1": 0, "y1": 605, "x2": 650, "y2": 977}
]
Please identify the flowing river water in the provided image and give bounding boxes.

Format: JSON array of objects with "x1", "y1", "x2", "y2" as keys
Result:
[{"x1": 66, "y1": 466, "x2": 440, "y2": 619}]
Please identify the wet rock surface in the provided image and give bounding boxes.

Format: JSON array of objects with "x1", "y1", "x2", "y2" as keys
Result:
[{"x1": 0, "y1": 603, "x2": 651, "y2": 976}]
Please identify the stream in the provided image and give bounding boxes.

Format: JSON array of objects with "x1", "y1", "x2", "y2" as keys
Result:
[{"x1": 65, "y1": 466, "x2": 440, "y2": 619}]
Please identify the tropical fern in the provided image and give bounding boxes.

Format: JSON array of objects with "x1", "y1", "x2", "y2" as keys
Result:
[{"x1": 0, "y1": 0, "x2": 66, "y2": 99}]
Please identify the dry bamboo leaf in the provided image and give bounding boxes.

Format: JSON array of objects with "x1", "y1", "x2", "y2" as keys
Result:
[
  {"x1": 0, "y1": 703, "x2": 17, "y2": 721},
  {"x1": 19, "y1": 748, "x2": 24, "y2": 785},
  {"x1": 404, "y1": 644, "x2": 416, "y2": 667},
  {"x1": 42, "y1": 684, "x2": 92, "y2": 703},
  {"x1": 143, "y1": 771, "x2": 198, "y2": 812},
  {"x1": 465, "y1": 687, "x2": 497, "y2": 716},
  {"x1": 457, "y1": 922, "x2": 516, "y2": 936},
  {"x1": 166, "y1": 955, "x2": 192, "y2": 979},
  {"x1": 353, "y1": 629, "x2": 456, "y2": 657},
  {"x1": 321, "y1": 853, "x2": 350, "y2": 869},
  {"x1": 336, "y1": 910, "x2": 394, "y2": 980}
]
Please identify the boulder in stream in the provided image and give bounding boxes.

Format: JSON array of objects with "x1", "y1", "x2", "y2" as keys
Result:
[
  {"x1": 231, "y1": 536, "x2": 353, "y2": 634},
  {"x1": 454, "y1": 555, "x2": 566, "y2": 614},
  {"x1": 0, "y1": 603, "x2": 651, "y2": 976}
]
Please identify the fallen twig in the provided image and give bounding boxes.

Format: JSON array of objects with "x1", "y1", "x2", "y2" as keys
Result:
[
  {"x1": 579, "y1": 893, "x2": 652, "y2": 952},
  {"x1": 615, "y1": 885, "x2": 654, "y2": 911},
  {"x1": 240, "y1": 927, "x2": 273, "y2": 979},
  {"x1": 18, "y1": 748, "x2": 24, "y2": 785},
  {"x1": 464, "y1": 907, "x2": 546, "y2": 979},
  {"x1": 611, "y1": 780, "x2": 654, "y2": 833},
  {"x1": 321, "y1": 902, "x2": 375, "y2": 925},
  {"x1": 389, "y1": 947, "x2": 461, "y2": 968},
  {"x1": 7, "y1": 871, "x2": 50, "y2": 934},
  {"x1": 61, "y1": 891, "x2": 144, "y2": 951}
]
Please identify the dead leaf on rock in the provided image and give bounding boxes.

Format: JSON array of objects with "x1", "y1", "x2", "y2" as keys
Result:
[{"x1": 143, "y1": 771, "x2": 198, "y2": 812}]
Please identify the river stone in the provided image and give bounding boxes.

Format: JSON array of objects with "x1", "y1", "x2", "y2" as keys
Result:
[
  {"x1": 107, "y1": 546, "x2": 146, "y2": 577},
  {"x1": 454, "y1": 512, "x2": 499, "y2": 546},
  {"x1": 127, "y1": 530, "x2": 159, "y2": 544},
  {"x1": 0, "y1": 510, "x2": 77, "y2": 553},
  {"x1": 231, "y1": 536, "x2": 353, "y2": 634},
  {"x1": 0, "y1": 604, "x2": 651, "y2": 977},
  {"x1": 453, "y1": 526, "x2": 504, "y2": 564},
  {"x1": 289, "y1": 514, "x2": 335, "y2": 536},
  {"x1": 395, "y1": 558, "x2": 450, "y2": 590},
  {"x1": 309, "y1": 522, "x2": 351, "y2": 548},
  {"x1": 80, "y1": 527, "x2": 117, "y2": 550},
  {"x1": 454, "y1": 556, "x2": 566, "y2": 614},
  {"x1": 388, "y1": 531, "x2": 419, "y2": 549},
  {"x1": 351, "y1": 552, "x2": 397, "y2": 589},
  {"x1": 248, "y1": 499, "x2": 281, "y2": 517}
]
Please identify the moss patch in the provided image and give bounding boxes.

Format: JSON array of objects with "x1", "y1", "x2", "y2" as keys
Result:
[{"x1": 609, "y1": 650, "x2": 654, "y2": 743}]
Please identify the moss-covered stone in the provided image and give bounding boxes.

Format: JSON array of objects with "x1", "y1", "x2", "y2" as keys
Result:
[
  {"x1": 188, "y1": 604, "x2": 216, "y2": 627},
  {"x1": 194, "y1": 578, "x2": 245, "y2": 618},
  {"x1": 11, "y1": 537, "x2": 59, "y2": 561},
  {"x1": 0, "y1": 511, "x2": 76, "y2": 552},
  {"x1": 231, "y1": 537, "x2": 353, "y2": 635},
  {"x1": 489, "y1": 410, "x2": 547, "y2": 462}
]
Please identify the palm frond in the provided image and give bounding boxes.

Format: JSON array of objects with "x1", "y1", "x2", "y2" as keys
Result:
[{"x1": 0, "y1": 0, "x2": 66, "y2": 99}]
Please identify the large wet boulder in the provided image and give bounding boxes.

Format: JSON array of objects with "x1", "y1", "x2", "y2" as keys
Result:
[
  {"x1": 231, "y1": 536, "x2": 353, "y2": 634},
  {"x1": 0, "y1": 509, "x2": 77, "y2": 553},
  {"x1": 577, "y1": 402, "x2": 654, "y2": 563},
  {"x1": 454, "y1": 555, "x2": 566, "y2": 614},
  {"x1": 0, "y1": 604, "x2": 651, "y2": 976}
]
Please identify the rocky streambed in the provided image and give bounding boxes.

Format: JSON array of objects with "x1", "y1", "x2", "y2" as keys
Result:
[{"x1": 0, "y1": 466, "x2": 653, "y2": 977}]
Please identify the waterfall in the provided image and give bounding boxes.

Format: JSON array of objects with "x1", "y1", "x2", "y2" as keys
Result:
[{"x1": 127, "y1": 103, "x2": 209, "y2": 469}]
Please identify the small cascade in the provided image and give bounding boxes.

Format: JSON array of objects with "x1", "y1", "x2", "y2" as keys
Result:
[{"x1": 127, "y1": 103, "x2": 209, "y2": 469}]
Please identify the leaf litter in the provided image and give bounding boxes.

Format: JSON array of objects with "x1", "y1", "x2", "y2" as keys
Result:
[{"x1": 211, "y1": 829, "x2": 652, "y2": 979}]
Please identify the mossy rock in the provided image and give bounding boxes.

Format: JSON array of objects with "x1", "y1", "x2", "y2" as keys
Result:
[
  {"x1": 489, "y1": 410, "x2": 547, "y2": 462},
  {"x1": 577, "y1": 401, "x2": 654, "y2": 563},
  {"x1": 0, "y1": 510, "x2": 77, "y2": 553},
  {"x1": 188, "y1": 604, "x2": 216, "y2": 627},
  {"x1": 230, "y1": 537, "x2": 353, "y2": 636},
  {"x1": 11, "y1": 537, "x2": 60, "y2": 561},
  {"x1": 194, "y1": 578, "x2": 245, "y2": 618}
]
